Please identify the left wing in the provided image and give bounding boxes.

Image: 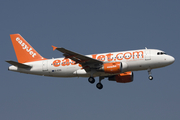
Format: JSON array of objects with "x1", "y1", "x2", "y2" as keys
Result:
[{"x1": 52, "y1": 46, "x2": 103, "y2": 70}]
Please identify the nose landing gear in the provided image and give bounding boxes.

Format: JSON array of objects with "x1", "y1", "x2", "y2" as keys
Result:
[
  {"x1": 148, "y1": 75, "x2": 153, "y2": 80},
  {"x1": 148, "y1": 69, "x2": 153, "y2": 80}
]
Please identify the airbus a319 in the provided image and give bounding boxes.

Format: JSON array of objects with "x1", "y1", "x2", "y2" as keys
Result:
[{"x1": 6, "y1": 34, "x2": 175, "y2": 89}]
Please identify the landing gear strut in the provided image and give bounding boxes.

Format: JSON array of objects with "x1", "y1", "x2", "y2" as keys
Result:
[
  {"x1": 96, "y1": 76, "x2": 104, "y2": 89},
  {"x1": 148, "y1": 69, "x2": 153, "y2": 80},
  {"x1": 88, "y1": 70, "x2": 96, "y2": 84}
]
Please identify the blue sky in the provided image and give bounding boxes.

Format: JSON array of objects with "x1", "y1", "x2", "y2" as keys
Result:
[{"x1": 1, "y1": 0, "x2": 180, "y2": 120}]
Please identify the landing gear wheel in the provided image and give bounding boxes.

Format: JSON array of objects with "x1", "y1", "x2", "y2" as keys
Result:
[
  {"x1": 88, "y1": 77, "x2": 95, "y2": 84},
  {"x1": 96, "y1": 83, "x2": 103, "y2": 89},
  {"x1": 149, "y1": 76, "x2": 153, "y2": 80},
  {"x1": 148, "y1": 69, "x2": 153, "y2": 80}
]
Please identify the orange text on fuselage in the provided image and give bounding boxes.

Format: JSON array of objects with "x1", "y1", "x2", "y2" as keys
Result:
[
  {"x1": 92, "y1": 51, "x2": 144, "y2": 61},
  {"x1": 52, "y1": 51, "x2": 144, "y2": 67}
]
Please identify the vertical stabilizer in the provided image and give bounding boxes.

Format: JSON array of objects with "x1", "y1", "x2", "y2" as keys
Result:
[{"x1": 10, "y1": 34, "x2": 46, "y2": 63}]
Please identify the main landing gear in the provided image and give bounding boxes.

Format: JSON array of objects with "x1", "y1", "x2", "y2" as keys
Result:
[
  {"x1": 148, "y1": 69, "x2": 153, "y2": 80},
  {"x1": 88, "y1": 76, "x2": 104, "y2": 89},
  {"x1": 96, "y1": 82, "x2": 103, "y2": 89},
  {"x1": 88, "y1": 77, "x2": 95, "y2": 84}
]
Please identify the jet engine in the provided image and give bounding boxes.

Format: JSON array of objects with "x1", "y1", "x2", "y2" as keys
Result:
[
  {"x1": 108, "y1": 71, "x2": 133, "y2": 83},
  {"x1": 100, "y1": 62, "x2": 128, "y2": 73}
]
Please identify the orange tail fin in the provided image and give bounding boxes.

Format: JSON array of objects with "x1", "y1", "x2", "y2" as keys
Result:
[{"x1": 10, "y1": 34, "x2": 46, "y2": 63}]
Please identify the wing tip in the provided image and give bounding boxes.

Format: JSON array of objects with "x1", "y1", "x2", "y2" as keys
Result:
[{"x1": 52, "y1": 45, "x2": 57, "y2": 51}]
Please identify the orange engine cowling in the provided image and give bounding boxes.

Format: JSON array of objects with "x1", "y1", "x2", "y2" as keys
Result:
[
  {"x1": 101, "y1": 62, "x2": 121, "y2": 73},
  {"x1": 108, "y1": 71, "x2": 133, "y2": 83}
]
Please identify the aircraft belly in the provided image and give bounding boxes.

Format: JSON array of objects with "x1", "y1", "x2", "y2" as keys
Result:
[{"x1": 48, "y1": 65, "x2": 79, "y2": 77}]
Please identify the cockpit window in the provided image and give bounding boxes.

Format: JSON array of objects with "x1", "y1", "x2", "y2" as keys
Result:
[{"x1": 157, "y1": 52, "x2": 167, "y2": 55}]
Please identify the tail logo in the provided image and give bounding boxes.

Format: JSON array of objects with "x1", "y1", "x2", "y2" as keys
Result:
[{"x1": 16, "y1": 37, "x2": 36, "y2": 58}]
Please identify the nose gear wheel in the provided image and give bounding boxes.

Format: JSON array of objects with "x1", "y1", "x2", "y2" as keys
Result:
[
  {"x1": 149, "y1": 76, "x2": 153, "y2": 80},
  {"x1": 148, "y1": 69, "x2": 153, "y2": 80}
]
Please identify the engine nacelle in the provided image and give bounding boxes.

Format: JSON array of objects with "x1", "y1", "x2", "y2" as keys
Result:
[
  {"x1": 103, "y1": 62, "x2": 121, "y2": 73},
  {"x1": 100, "y1": 62, "x2": 128, "y2": 74},
  {"x1": 108, "y1": 71, "x2": 133, "y2": 83}
]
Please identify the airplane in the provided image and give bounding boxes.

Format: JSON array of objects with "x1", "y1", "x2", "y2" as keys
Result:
[{"x1": 6, "y1": 34, "x2": 175, "y2": 89}]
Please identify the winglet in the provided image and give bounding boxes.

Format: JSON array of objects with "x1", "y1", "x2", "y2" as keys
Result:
[{"x1": 52, "y1": 45, "x2": 57, "y2": 51}]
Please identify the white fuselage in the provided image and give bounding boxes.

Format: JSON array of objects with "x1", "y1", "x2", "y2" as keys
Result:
[{"x1": 8, "y1": 49, "x2": 175, "y2": 78}]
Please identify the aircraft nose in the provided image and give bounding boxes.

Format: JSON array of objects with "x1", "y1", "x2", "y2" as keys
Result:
[{"x1": 167, "y1": 56, "x2": 175, "y2": 64}]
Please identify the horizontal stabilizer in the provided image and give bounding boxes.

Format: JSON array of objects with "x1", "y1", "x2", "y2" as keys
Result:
[{"x1": 6, "y1": 60, "x2": 32, "y2": 68}]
